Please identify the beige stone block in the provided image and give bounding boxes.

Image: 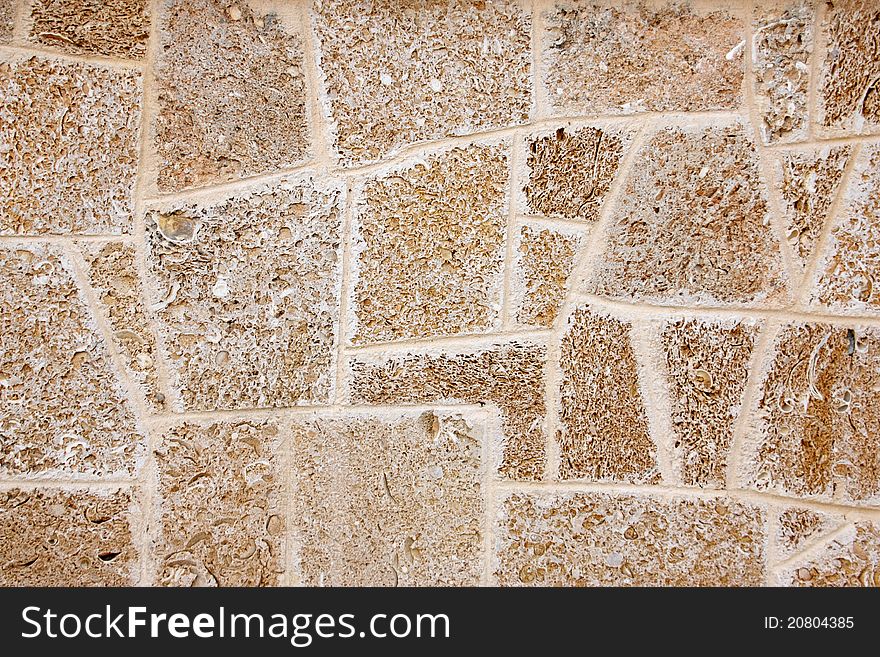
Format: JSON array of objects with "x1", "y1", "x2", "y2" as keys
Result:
[
  {"x1": 780, "y1": 521, "x2": 880, "y2": 586},
  {"x1": 0, "y1": 487, "x2": 137, "y2": 586},
  {"x1": 495, "y1": 492, "x2": 765, "y2": 586},
  {"x1": 291, "y1": 412, "x2": 483, "y2": 586},
  {"x1": 543, "y1": 0, "x2": 744, "y2": 115},
  {"x1": 0, "y1": 56, "x2": 141, "y2": 235},
  {"x1": 0, "y1": 245, "x2": 145, "y2": 477},
  {"x1": 28, "y1": 0, "x2": 150, "y2": 59},
  {"x1": 153, "y1": 0, "x2": 309, "y2": 192},
  {"x1": 774, "y1": 507, "x2": 844, "y2": 560},
  {"x1": 0, "y1": 0, "x2": 14, "y2": 43},
  {"x1": 351, "y1": 143, "x2": 508, "y2": 344},
  {"x1": 145, "y1": 177, "x2": 342, "y2": 411},
  {"x1": 154, "y1": 420, "x2": 284, "y2": 586},
  {"x1": 349, "y1": 342, "x2": 546, "y2": 480},
  {"x1": 312, "y1": 0, "x2": 531, "y2": 165}
]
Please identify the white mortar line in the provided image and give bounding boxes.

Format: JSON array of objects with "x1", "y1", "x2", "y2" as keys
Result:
[
  {"x1": 501, "y1": 136, "x2": 521, "y2": 329},
  {"x1": 480, "y1": 411, "x2": 494, "y2": 587},
  {"x1": 0, "y1": 43, "x2": 144, "y2": 70},
  {"x1": 0, "y1": 480, "x2": 137, "y2": 489},
  {"x1": 333, "y1": 180, "x2": 354, "y2": 404},
  {"x1": 346, "y1": 328, "x2": 551, "y2": 356},
  {"x1": 530, "y1": 0, "x2": 546, "y2": 121},
  {"x1": 10, "y1": 0, "x2": 28, "y2": 43},
  {"x1": 806, "y1": 0, "x2": 822, "y2": 140},
  {"x1": 296, "y1": 0, "x2": 334, "y2": 167},
  {"x1": 0, "y1": 234, "x2": 137, "y2": 243}
]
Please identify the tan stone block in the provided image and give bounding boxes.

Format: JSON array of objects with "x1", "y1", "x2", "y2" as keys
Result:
[
  {"x1": 0, "y1": 56, "x2": 141, "y2": 235},
  {"x1": 0, "y1": 487, "x2": 137, "y2": 586},
  {"x1": 0, "y1": 0, "x2": 14, "y2": 43},
  {"x1": 291, "y1": 412, "x2": 483, "y2": 586},
  {"x1": 0, "y1": 245, "x2": 145, "y2": 477},
  {"x1": 661, "y1": 317, "x2": 759, "y2": 488},
  {"x1": 28, "y1": 0, "x2": 150, "y2": 59},
  {"x1": 747, "y1": 323, "x2": 880, "y2": 505},
  {"x1": 780, "y1": 521, "x2": 880, "y2": 586},
  {"x1": 145, "y1": 176, "x2": 342, "y2": 411},
  {"x1": 543, "y1": 0, "x2": 744, "y2": 115},
  {"x1": 352, "y1": 143, "x2": 508, "y2": 344},
  {"x1": 154, "y1": 420, "x2": 284, "y2": 586},
  {"x1": 558, "y1": 305, "x2": 658, "y2": 482},
  {"x1": 349, "y1": 342, "x2": 546, "y2": 480},
  {"x1": 774, "y1": 507, "x2": 844, "y2": 560},
  {"x1": 591, "y1": 121, "x2": 787, "y2": 306},
  {"x1": 153, "y1": 0, "x2": 309, "y2": 192},
  {"x1": 495, "y1": 492, "x2": 765, "y2": 586},
  {"x1": 312, "y1": 0, "x2": 531, "y2": 165}
]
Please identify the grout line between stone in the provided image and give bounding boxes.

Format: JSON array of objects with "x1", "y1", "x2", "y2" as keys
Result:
[
  {"x1": 334, "y1": 180, "x2": 354, "y2": 404},
  {"x1": 346, "y1": 328, "x2": 551, "y2": 356},
  {"x1": 0, "y1": 42, "x2": 144, "y2": 70},
  {"x1": 501, "y1": 136, "x2": 521, "y2": 329},
  {"x1": 806, "y1": 0, "x2": 822, "y2": 140},
  {"x1": 0, "y1": 234, "x2": 137, "y2": 243}
]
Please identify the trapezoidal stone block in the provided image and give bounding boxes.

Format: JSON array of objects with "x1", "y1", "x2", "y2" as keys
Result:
[
  {"x1": 542, "y1": 0, "x2": 744, "y2": 116},
  {"x1": 154, "y1": 420, "x2": 284, "y2": 586},
  {"x1": 773, "y1": 506, "x2": 845, "y2": 561},
  {"x1": 495, "y1": 492, "x2": 765, "y2": 586},
  {"x1": 312, "y1": 0, "x2": 531, "y2": 166},
  {"x1": 291, "y1": 411, "x2": 484, "y2": 586},
  {"x1": 778, "y1": 521, "x2": 880, "y2": 586},
  {"x1": 590, "y1": 120, "x2": 788, "y2": 307},
  {"x1": 0, "y1": 244, "x2": 145, "y2": 478},
  {"x1": 351, "y1": 143, "x2": 508, "y2": 345},
  {"x1": 349, "y1": 341, "x2": 546, "y2": 481},
  {"x1": 0, "y1": 487, "x2": 138, "y2": 586},
  {"x1": 145, "y1": 176, "x2": 342, "y2": 412},
  {"x1": 0, "y1": 55, "x2": 141, "y2": 235},
  {"x1": 153, "y1": 0, "x2": 309, "y2": 192}
]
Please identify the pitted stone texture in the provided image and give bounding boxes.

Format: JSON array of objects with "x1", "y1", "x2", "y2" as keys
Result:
[
  {"x1": 146, "y1": 178, "x2": 342, "y2": 411},
  {"x1": 0, "y1": 245, "x2": 143, "y2": 477},
  {"x1": 818, "y1": 0, "x2": 880, "y2": 134},
  {"x1": 313, "y1": 0, "x2": 531, "y2": 165},
  {"x1": 0, "y1": 488, "x2": 137, "y2": 586},
  {"x1": 747, "y1": 323, "x2": 880, "y2": 505},
  {"x1": 543, "y1": 1, "x2": 743, "y2": 115},
  {"x1": 350, "y1": 343, "x2": 546, "y2": 480},
  {"x1": 523, "y1": 125, "x2": 633, "y2": 222},
  {"x1": 0, "y1": 0, "x2": 14, "y2": 43},
  {"x1": 496, "y1": 492, "x2": 765, "y2": 586},
  {"x1": 558, "y1": 306, "x2": 658, "y2": 483},
  {"x1": 29, "y1": 0, "x2": 150, "y2": 59},
  {"x1": 777, "y1": 145, "x2": 851, "y2": 266},
  {"x1": 79, "y1": 242, "x2": 165, "y2": 412},
  {"x1": 591, "y1": 123, "x2": 786, "y2": 306},
  {"x1": 780, "y1": 522, "x2": 880, "y2": 586},
  {"x1": 775, "y1": 507, "x2": 843, "y2": 560},
  {"x1": 752, "y1": 2, "x2": 813, "y2": 144},
  {"x1": 514, "y1": 225, "x2": 582, "y2": 328},
  {"x1": 811, "y1": 144, "x2": 880, "y2": 313},
  {"x1": 291, "y1": 412, "x2": 483, "y2": 586},
  {"x1": 662, "y1": 318, "x2": 758, "y2": 488},
  {"x1": 154, "y1": 0, "x2": 308, "y2": 192},
  {"x1": 0, "y1": 57, "x2": 141, "y2": 235},
  {"x1": 352, "y1": 144, "x2": 507, "y2": 344},
  {"x1": 155, "y1": 420, "x2": 284, "y2": 586}
]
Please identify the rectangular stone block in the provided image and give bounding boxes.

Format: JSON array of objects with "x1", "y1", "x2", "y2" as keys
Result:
[{"x1": 0, "y1": 0, "x2": 14, "y2": 43}]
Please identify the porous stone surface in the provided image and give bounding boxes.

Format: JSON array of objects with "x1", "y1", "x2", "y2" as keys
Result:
[
  {"x1": 775, "y1": 507, "x2": 843, "y2": 560},
  {"x1": 154, "y1": 420, "x2": 284, "y2": 586},
  {"x1": 352, "y1": 143, "x2": 508, "y2": 344},
  {"x1": 153, "y1": 0, "x2": 309, "y2": 192},
  {"x1": 591, "y1": 122, "x2": 787, "y2": 306},
  {"x1": 28, "y1": 0, "x2": 150, "y2": 59},
  {"x1": 0, "y1": 487, "x2": 137, "y2": 586},
  {"x1": 661, "y1": 318, "x2": 758, "y2": 488},
  {"x1": 291, "y1": 412, "x2": 483, "y2": 586},
  {"x1": 145, "y1": 178, "x2": 342, "y2": 411},
  {"x1": 780, "y1": 521, "x2": 880, "y2": 586},
  {"x1": 0, "y1": 56, "x2": 141, "y2": 235},
  {"x1": 558, "y1": 305, "x2": 659, "y2": 483},
  {"x1": 543, "y1": 0, "x2": 744, "y2": 115},
  {"x1": 312, "y1": 0, "x2": 531, "y2": 165},
  {"x1": 350, "y1": 342, "x2": 546, "y2": 480},
  {"x1": 0, "y1": 245, "x2": 144, "y2": 478},
  {"x1": 0, "y1": 0, "x2": 14, "y2": 43},
  {"x1": 495, "y1": 492, "x2": 765, "y2": 586}
]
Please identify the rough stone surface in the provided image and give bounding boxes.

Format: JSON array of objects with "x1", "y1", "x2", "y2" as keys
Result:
[
  {"x1": 313, "y1": 0, "x2": 531, "y2": 165},
  {"x1": 291, "y1": 412, "x2": 483, "y2": 586},
  {"x1": 775, "y1": 507, "x2": 842, "y2": 560},
  {"x1": 495, "y1": 492, "x2": 765, "y2": 586},
  {"x1": 0, "y1": 488, "x2": 137, "y2": 586},
  {"x1": 748, "y1": 323, "x2": 880, "y2": 505},
  {"x1": 0, "y1": 57, "x2": 141, "y2": 235},
  {"x1": 591, "y1": 122, "x2": 787, "y2": 306},
  {"x1": 352, "y1": 144, "x2": 508, "y2": 344},
  {"x1": 543, "y1": 0, "x2": 744, "y2": 115},
  {"x1": 0, "y1": 0, "x2": 14, "y2": 43},
  {"x1": 514, "y1": 225, "x2": 582, "y2": 328},
  {"x1": 154, "y1": 420, "x2": 284, "y2": 586},
  {"x1": 29, "y1": 0, "x2": 150, "y2": 59},
  {"x1": 154, "y1": 0, "x2": 309, "y2": 192},
  {"x1": 350, "y1": 342, "x2": 546, "y2": 480},
  {"x1": 0, "y1": 245, "x2": 144, "y2": 477},
  {"x1": 558, "y1": 305, "x2": 659, "y2": 483},
  {"x1": 662, "y1": 318, "x2": 758, "y2": 488},
  {"x1": 780, "y1": 521, "x2": 880, "y2": 586}
]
